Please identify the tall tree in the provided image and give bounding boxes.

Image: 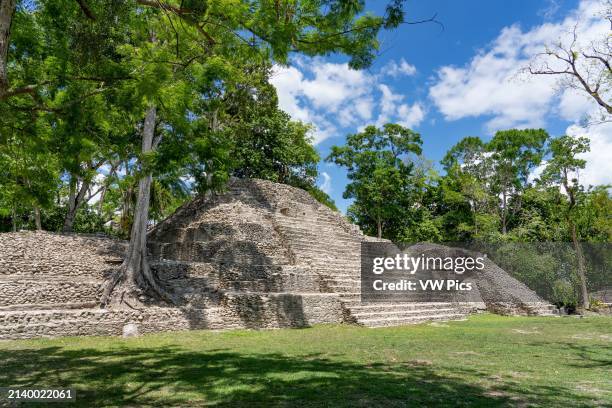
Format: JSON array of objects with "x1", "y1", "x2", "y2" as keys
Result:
[
  {"x1": 0, "y1": 118, "x2": 59, "y2": 232},
  {"x1": 487, "y1": 129, "x2": 548, "y2": 234},
  {"x1": 439, "y1": 136, "x2": 496, "y2": 239},
  {"x1": 528, "y1": 3, "x2": 612, "y2": 119},
  {"x1": 327, "y1": 124, "x2": 422, "y2": 239},
  {"x1": 540, "y1": 134, "x2": 591, "y2": 309},
  {"x1": 100, "y1": 0, "x2": 411, "y2": 306},
  {"x1": 0, "y1": 0, "x2": 17, "y2": 99}
]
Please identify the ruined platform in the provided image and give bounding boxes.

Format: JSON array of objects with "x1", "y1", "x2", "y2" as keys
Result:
[{"x1": 0, "y1": 179, "x2": 555, "y2": 339}]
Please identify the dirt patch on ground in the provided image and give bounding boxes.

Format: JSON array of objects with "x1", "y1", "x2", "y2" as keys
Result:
[
  {"x1": 451, "y1": 351, "x2": 483, "y2": 356},
  {"x1": 403, "y1": 359, "x2": 433, "y2": 367},
  {"x1": 512, "y1": 328, "x2": 541, "y2": 335}
]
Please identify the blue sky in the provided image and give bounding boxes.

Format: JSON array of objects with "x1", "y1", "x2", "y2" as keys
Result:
[{"x1": 270, "y1": 0, "x2": 611, "y2": 213}]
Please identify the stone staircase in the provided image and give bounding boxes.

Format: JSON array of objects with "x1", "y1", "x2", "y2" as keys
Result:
[
  {"x1": 145, "y1": 179, "x2": 476, "y2": 329},
  {"x1": 269, "y1": 203, "x2": 473, "y2": 327}
]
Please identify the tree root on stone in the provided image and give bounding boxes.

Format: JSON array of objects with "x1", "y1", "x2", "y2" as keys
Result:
[{"x1": 100, "y1": 259, "x2": 177, "y2": 309}]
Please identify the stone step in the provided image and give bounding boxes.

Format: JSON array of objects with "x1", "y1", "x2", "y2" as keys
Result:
[
  {"x1": 276, "y1": 215, "x2": 357, "y2": 226},
  {"x1": 286, "y1": 239, "x2": 360, "y2": 249},
  {"x1": 149, "y1": 261, "x2": 361, "y2": 287},
  {"x1": 0, "y1": 307, "x2": 227, "y2": 339},
  {"x1": 526, "y1": 305, "x2": 558, "y2": 316},
  {"x1": 284, "y1": 235, "x2": 359, "y2": 247},
  {"x1": 150, "y1": 241, "x2": 290, "y2": 264},
  {"x1": 347, "y1": 302, "x2": 460, "y2": 313},
  {"x1": 277, "y1": 226, "x2": 360, "y2": 240},
  {"x1": 281, "y1": 235, "x2": 360, "y2": 246},
  {"x1": 324, "y1": 275, "x2": 361, "y2": 286},
  {"x1": 0, "y1": 276, "x2": 103, "y2": 283},
  {"x1": 0, "y1": 302, "x2": 99, "y2": 312},
  {"x1": 324, "y1": 281, "x2": 360, "y2": 287},
  {"x1": 165, "y1": 277, "x2": 325, "y2": 293},
  {"x1": 0, "y1": 280, "x2": 101, "y2": 307},
  {"x1": 339, "y1": 293, "x2": 456, "y2": 299},
  {"x1": 291, "y1": 250, "x2": 359, "y2": 261},
  {"x1": 358, "y1": 313, "x2": 468, "y2": 328},
  {"x1": 283, "y1": 237, "x2": 361, "y2": 246},
  {"x1": 328, "y1": 287, "x2": 358, "y2": 293},
  {"x1": 352, "y1": 308, "x2": 460, "y2": 319},
  {"x1": 0, "y1": 264, "x2": 112, "y2": 278},
  {"x1": 289, "y1": 246, "x2": 359, "y2": 258},
  {"x1": 312, "y1": 267, "x2": 360, "y2": 274},
  {"x1": 156, "y1": 222, "x2": 273, "y2": 244}
]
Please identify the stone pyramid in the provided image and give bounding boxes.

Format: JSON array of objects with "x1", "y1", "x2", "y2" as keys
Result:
[{"x1": 0, "y1": 178, "x2": 554, "y2": 339}]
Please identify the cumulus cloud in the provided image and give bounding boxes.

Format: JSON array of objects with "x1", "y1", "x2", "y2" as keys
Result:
[
  {"x1": 320, "y1": 172, "x2": 332, "y2": 194},
  {"x1": 270, "y1": 58, "x2": 424, "y2": 144},
  {"x1": 382, "y1": 58, "x2": 417, "y2": 77},
  {"x1": 429, "y1": 0, "x2": 609, "y2": 132},
  {"x1": 567, "y1": 121, "x2": 612, "y2": 187},
  {"x1": 528, "y1": 121, "x2": 612, "y2": 188},
  {"x1": 429, "y1": 0, "x2": 611, "y2": 187},
  {"x1": 376, "y1": 85, "x2": 425, "y2": 128}
]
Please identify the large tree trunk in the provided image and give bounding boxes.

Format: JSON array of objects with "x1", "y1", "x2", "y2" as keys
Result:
[
  {"x1": 62, "y1": 176, "x2": 89, "y2": 232},
  {"x1": 11, "y1": 207, "x2": 16, "y2": 232},
  {"x1": 97, "y1": 186, "x2": 107, "y2": 214},
  {"x1": 101, "y1": 105, "x2": 171, "y2": 307},
  {"x1": 97, "y1": 161, "x2": 118, "y2": 215},
  {"x1": 33, "y1": 206, "x2": 42, "y2": 231},
  {"x1": 562, "y1": 177, "x2": 589, "y2": 310},
  {"x1": 0, "y1": 0, "x2": 16, "y2": 98},
  {"x1": 501, "y1": 190, "x2": 507, "y2": 235},
  {"x1": 376, "y1": 217, "x2": 382, "y2": 239},
  {"x1": 570, "y1": 220, "x2": 590, "y2": 310}
]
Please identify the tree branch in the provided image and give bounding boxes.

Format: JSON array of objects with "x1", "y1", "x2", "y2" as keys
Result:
[
  {"x1": 75, "y1": 0, "x2": 96, "y2": 21},
  {"x1": 582, "y1": 52, "x2": 612, "y2": 74}
]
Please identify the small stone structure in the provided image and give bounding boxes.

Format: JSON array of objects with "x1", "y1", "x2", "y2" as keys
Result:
[{"x1": 0, "y1": 179, "x2": 555, "y2": 339}]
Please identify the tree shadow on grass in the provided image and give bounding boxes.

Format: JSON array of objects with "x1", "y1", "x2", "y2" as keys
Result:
[
  {"x1": 526, "y1": 340, "x2": 612, "y2": 368},
  {"x1": 0, "y1": 344, "x2": 603, "y2": 407}
]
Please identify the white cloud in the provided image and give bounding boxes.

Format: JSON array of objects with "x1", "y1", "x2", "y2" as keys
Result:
[
  {"x1": 271, "y1": 58, "x2": 425, "y2": 144},
  {"x1": 567, "y1": 121, "x2": 612, "y2": 187},
  {"x1": 528, "y1": 120, "x2": 612, "y2": 188},
  {"x1": 429, "y1": 0, "x2": 610, "y2": 132},
  {"x1": 397, "y1": 103, "x2": 425, "y2": 129},
  {"x1": 320, "y1": 172, "x2": 332, "y2": 194},
  {"x1": 383, "y1": 58, "x2": 417, "y2": 77},
  {"x1": 375, "y1": 84, "x2": 425, "y2": 129},
  {"x1": 538, "y1": 0, "x2": 562, "y2": 20}
]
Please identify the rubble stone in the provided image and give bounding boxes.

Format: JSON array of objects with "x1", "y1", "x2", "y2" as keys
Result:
[{"x1": 0, "y1": 179, "x2": 555, "y2": 339}]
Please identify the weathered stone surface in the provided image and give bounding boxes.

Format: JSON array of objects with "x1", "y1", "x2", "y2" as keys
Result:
[
  {"x1": 0, "y1": 178, "x2": 554, "y2": 339},
  {"x1": 122, "y1": 323, "x2": 139, "y2": 338}
]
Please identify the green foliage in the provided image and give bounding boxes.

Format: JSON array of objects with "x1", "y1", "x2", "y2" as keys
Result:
[
  {"x1": 551, "y1": 279, "x2": 578, "y2": 310},
  {"x1": 3, "y1": 0, "x2": 407, "y2": 235},
  {"x1": 327, "y1": 123, "x2": 423, "y2": 238},
  {"x1": 222, "y1": 71, "x2": 319, "y2": 188},
  {"x1": 0, "y1": 203, "x2": 106, "y2": 234},
  {"x1": 588, "y1": 297, "x2": 606, "y2": 312},
  {"x1": 305, "y1": 185, "x2": 338, "y2": 211},
  {"x1": 0, "y1": 124, "x2": 60, "y2": 224}
]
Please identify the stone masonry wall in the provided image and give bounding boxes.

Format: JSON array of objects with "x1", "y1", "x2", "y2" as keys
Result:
[{"x1": 0, "y1": 178, "x2": 554, "y2": 339}]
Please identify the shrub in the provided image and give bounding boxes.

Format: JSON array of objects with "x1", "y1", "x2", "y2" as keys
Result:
[{"x1": 551, "y1": 279, "x2": 578, "y2": 312}]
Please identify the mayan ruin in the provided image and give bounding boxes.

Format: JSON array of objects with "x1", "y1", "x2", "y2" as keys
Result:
[{"x1": 0, "y1": 179, "x2": 557, "y2": 340}]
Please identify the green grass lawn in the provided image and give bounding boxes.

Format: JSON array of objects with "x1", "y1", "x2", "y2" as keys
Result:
[{"x1": 1, "y1": 314, "x2": 610, "y2": 407}]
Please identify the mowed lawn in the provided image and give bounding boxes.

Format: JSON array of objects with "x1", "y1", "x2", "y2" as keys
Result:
[{"x1": 1, "y1": 314, "x2": 610, "y2": 407}]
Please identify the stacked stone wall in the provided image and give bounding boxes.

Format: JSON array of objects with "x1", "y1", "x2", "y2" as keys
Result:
[{"x1": 0, "y1": 178, "x2": 554, "y2": 339}]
